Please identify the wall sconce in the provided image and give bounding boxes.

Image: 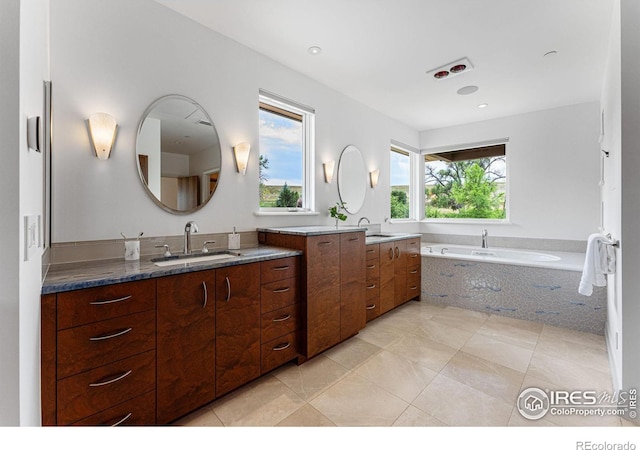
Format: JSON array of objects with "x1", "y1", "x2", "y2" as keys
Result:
[
  {"x1": 370, "y1": 169, "x2": 380, "y2": 188},
  {"x1": 233, "y1": 142, "x2": 251, "y2": 175},
  {"x1": 323, "y1": 160, "x2": 335, "y2": 183},
  {"x1": 87, "y1": 113, "x2": 117, "y2": 160}
]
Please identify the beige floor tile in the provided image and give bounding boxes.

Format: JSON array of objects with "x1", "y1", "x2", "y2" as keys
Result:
[
  {"x1": 173, "y1": 405, "x2": 223, "y2": 426},
  {"x1": 411, "y1": 319, "x2": 474, "y2": 350},
  {"x1": 323, "y1": 336, "x2": 382, "y2": 370},
  {"x1": 412, "y1": 374, "x2": 513, "y2": 426},
  {"x1": 430, "y1": 306, "x2": 490, "y2": 333},
  {"x1": 440, "y1": 351, "x2": 525, "y2": 404},
  {"x1": 392, "y1": 405, "x2": 446, "y2": 426},
  {"x1": 211, "y1": 375, "x2": 305, "y2": 426},
  {"x1": 462, "y1": 333, "x2": 534, "y2": 373},
  {"x1": 507, "y1": 407, "x2": 555, "y2": 426},
  {"x1": 310, "y1": 372, "x2": 409, "y2": 426},
  {"x1": 539, "y1": 325, "x2": 607, "y2": 351},
  {"x1": 354, "y1": 349, "x2": 438, "y2": 403},
  {"x1": 276, "y1": 404, "x2": 335, "y2": 426},
  {"x1": 528, "y1": 352, "x2": 613, "y2": 392},
  {"x1": 535, "y1": 334, "x2": 610, "y2": 374},
  {"x1": 272, "y1": 355, "x2": 350, "y2": 401},
  {"x1": 386, "y1": 333, "x2": 458, "y2": 372},
  {"x1": 374, "y1": 308, "x2": 426, "y2": 332},
  {"x1": 486, "y1": 314, "x2": 544, "y2": 333},
  {"x1": 477, "y1": 316, "x2": 542, "y2": 350},
  {"x1": 356, "y1": 320, "x2": 406, "y2": 349}
]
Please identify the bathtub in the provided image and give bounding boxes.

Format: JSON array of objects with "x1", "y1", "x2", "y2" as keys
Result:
[{"x1": 421, "y1": 244, "x2": 606, "y2": 334}]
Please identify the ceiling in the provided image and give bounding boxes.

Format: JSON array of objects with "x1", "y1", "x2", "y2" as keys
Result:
[{"x1": 154, "y1": 0, "x2": 614, "y2": 131}]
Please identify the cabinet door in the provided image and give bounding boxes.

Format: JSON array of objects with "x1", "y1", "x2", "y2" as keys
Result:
[
  {"x1": 216, "y1": 263, "x2": 261, "y2": 396},
  {"x1": 157, "y1": 270, "x2": 215, "y2": 424},
  {"x1": 379, "y1": 241, "x2": 396, "y2": 314},
  {"x1": 340, "y1": 233, "x2": 366, "y2": 340},
  {"x1": 393, "y1": 240, "x2": 407, "y2": 306}
]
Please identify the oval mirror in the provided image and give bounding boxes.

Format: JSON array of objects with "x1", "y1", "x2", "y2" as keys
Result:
[
  {"x1": 337, "y1": 144, "x2": 367, "y2": 214},
  {"x1": 136, "y1": 95, "x2": 221, "y2": 214}
]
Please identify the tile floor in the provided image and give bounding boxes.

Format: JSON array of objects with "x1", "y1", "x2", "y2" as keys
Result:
[{"x1": 175, "y1": 301, "x2": 631, "y2": 427}]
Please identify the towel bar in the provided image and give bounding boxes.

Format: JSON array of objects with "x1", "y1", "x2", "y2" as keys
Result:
[{"x1": 605, "y1": 233, "x2": 620, "y2": 248}]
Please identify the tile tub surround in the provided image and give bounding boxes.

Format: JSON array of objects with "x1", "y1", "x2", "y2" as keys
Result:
[
  {"x1": 41, "y1": 245, "x2": 301, "y2": 294},
  {"x1": 421, "y1": 255, "x2": 607, "y2": 334},
  {"x1": 421, "y1": 233, "x2": 587, "y2": 253},
  {"x1": 175, "y1": 302, "x2": 621, "y2": 427}
]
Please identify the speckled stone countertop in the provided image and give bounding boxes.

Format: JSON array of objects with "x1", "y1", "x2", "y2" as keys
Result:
[
  {"x1": 257, "y1": 226, "x2": 365, "y2": 236},
  {"x1": 363, "y1": 232, "x2": 422, "y2": 245},
  {"x1": 42, "y1": 245, "x2": 302, "y2": 294}
]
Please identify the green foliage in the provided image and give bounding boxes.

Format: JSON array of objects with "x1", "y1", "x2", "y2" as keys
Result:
[
  {"x1": 390, "y1": 190, "x2": 409, "y2": 219},
  {"x1": 276, "y1": 182, "x2": 300, "y2": 207},
  {"x1": 328, "y1": 202, "x2": 348, "y2": 222}
]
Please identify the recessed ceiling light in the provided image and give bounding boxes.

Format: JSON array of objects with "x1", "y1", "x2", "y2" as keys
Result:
[
  {"x1": 544, "y1": 50, "x2": 558, "y2": 57},
  {"x1": 457, "y1": 85, "x2": 479, "y2": 95},
  {"x1": 478, "y1": 103, "x2": 489, "y2": 108},
  {"x1": 434, "y1": 70, "x2": 449, "y2": 79},
  {"x1": 308, "y1": 46, "x2": 322, "y2": 55}
]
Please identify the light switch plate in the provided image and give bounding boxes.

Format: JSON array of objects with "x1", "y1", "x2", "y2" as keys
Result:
[{"x1": 24, "y1": 215, "x2": 41, "y2": 261}]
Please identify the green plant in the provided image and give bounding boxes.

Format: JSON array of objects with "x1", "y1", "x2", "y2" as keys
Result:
[
  {"x1": 276, "y1": 182, "x2": 299, "y2": 207},
  {"x1": 328, "y1": 201, "x2": 348, "y2": 223}
]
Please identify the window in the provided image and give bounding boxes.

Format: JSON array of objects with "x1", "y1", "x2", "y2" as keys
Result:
[
  {"x1": 258, "y1": 91, "x2": 315, "y2": 212},
  {"x1": 423, "y1": 143, "x2": 507, "y2": 220},
  {"x1": 390, "y1": 147, "x2": 412, "y2": 220}
]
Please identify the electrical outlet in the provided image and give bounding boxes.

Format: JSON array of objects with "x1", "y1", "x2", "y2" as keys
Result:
[{"x1": 24, "y1": 215, "x2": 41, "y2": 261}]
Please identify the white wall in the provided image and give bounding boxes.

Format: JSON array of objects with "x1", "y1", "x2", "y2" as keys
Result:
[
  {"x1": 49, "y1": 0, "x2": 418, "y2": 242},
  {"x1": 419, "y1": 102, "x2": 601, "y2": 241}
]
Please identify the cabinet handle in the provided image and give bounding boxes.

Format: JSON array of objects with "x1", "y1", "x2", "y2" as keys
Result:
[
  {"x1": 349, "y1": 237, "x2": 359, "y2": 242},
  {"x1": 411, "y1": 254, "x2": 418, "y2": 258},
  {"x1": 202, "y1": 281, "x2": 208, "y2": 308},
  {"x1": 318, "y1": 241, "x2": 332, "y2": 246},
  {"x1": 111, "y1": 413, "x2": 132, "y2": 427},
  {"x1": 395, "y1": 247, "x2": 400, "y2": 258},
  {"x1": 389, "y1": 248, "x2": 394, "y2": 260},
  {"x1": 366, "y1": 264, "x2": 376, "y2": 269},
  {"x1": 367, "y1": 284, "x2": 376, "y2": 289},
  {"x1": 273, "y1": 314, "x2": 291, "y2": 322},
  {"x1": 410, "y1": 269, "x2": 418, "y2": 274},
  {"x1": 366, "y1": 304, "x2": 376, "y2": 310},
  {"x1": 409, "y1": 285, "x2": 418, "y2": 290},
  {"x1": 272, "y1": 265, "x2": 290, "y2": 271},
  {"x1": 90, "y1": 295, "x2": 132, "y2": 306},
  {"x1": 89, "y1": 370, "x2": 132, "y2": 387},
  {"x1": 367, "y1": 249, "x2": 375, "y2": 253},
  {"x1": 225, "y1": 276, "x2": 231, "y2": 302},
  {"x1": 89, "y1": 328, "x2": 132, "y2": 341},
  {"x1": 273, "y1": 287, "x2": 290, "y2": 293},
  {"x1": 273, "y1": 342, "x2": 291, "y2": 351}
]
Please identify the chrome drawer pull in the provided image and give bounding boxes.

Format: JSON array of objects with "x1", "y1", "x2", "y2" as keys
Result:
[
  {"x1": 89, "y1": 370, "x2": 132, "y2": 387},
  {"x1": 111, "y1": 412, "x2": 132, "y2": 427},
  {"x1": 410, "y1": 285, "x2": 418, "y2": 290},
  {"x1": 202, "y1": 281, "x2": 208, "y2": 308},
  {"x1": 225, "y1": 276, "x2": 231, "y2": 302},
  {"x1": 89, "y1": 328, "x2": 132, "y2": 341},
  {"x1": 90, "y1": 295, "x2": 132, "y2": 306},
  {"x1": 349, "y1": 237, "x2": 359, "y2": 242},
  {"x1": 367, "y1": 284, "x2": 376, "y2": 289},
  {"x1": 272, "y1": 265, "x2": 290, "y2": 271},
  {"x1": 389, "y1": 248, "x2": 394, "y2": 259},
  {"x1": 366, "y1": 304, "x2": 376, "y2": 310},
  {"x1": 273, "y1": 314, "x2": 291, "y2": 322},
  {"x1": 366, "y1": 265, "x2": 376, "y2": 269},
  {"x1": 395, "y1": 247, "x2": 400, "y2": 258},
  {"x1": 411, "y1": 254, "x2": 418, "y2": 258},
  {"x1": 410, "y1": 270, "x2": 418, "y2": 274},
  {"x1": 367, "y1": 249, "x2": 375, "y2": 253},
  {"x1": 318, "y1": 241, "x2": 332, "y2": 246},
  {"x1": 273, "y1": 342, "x2": 291, "y2": 351},
  {"x1": 273, "y1": 287, "x2": 290, "y2": 293}
]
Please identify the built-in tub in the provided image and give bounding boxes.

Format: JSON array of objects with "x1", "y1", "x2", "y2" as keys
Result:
[{"x1": 421, "y1": 244, "x2": 607, "y2": 334}]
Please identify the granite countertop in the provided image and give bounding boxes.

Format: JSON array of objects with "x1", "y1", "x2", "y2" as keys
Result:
[
  {"x1": 364, "y1": 232, "x2": 422, "y2": 245},
  {"x1": 257, "y1": 225, "x2": 365, "y2": 236},
  {"x1": 42, "y1": 245, "x2": 302, "y2": 294}
]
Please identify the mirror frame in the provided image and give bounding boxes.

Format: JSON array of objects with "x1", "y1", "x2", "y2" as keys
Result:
[
  {"x1": 337, "y1": 144, "x2": 367, "y2": 214},
  {"x1": 135, "y1": 94, "x2": 221, "y2": 215}
]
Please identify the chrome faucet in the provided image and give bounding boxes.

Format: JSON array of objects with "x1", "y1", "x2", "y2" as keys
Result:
[
  {"x1": 184, "y1": 221, "x2": 199, "y2": 255},
  {"x1": 357, "y1": 217, "x2": 371, "y2": 228},
  {"x1": 481, "y1": 229, "x2": 488, "y2": 249}
]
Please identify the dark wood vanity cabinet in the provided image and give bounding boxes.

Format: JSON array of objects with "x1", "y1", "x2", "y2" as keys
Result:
[
  {"x1": 215, "y1": 263, "x2": 261, "y2": 397},
  {"x1": 365, "y1": 244, "x2": 381, "y2": 321},
  {"x1": 156, "y1": 270, "x2": 216, "y2": 424},
  {"x1": 340, "y1": 233, "x2": 366, "y2": 340}
]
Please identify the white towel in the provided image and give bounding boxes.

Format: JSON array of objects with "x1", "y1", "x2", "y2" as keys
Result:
[{"x1": 579, "y1": 233, "x2": 616, "y2": 296}]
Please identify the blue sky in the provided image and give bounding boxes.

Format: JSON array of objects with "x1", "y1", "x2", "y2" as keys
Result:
[
  {"x1": 259, "y1": 109, "x2": 302, "y2": 186},
  {"x1": 390, "y1": 150, "x2": 410, "y2": 186}
]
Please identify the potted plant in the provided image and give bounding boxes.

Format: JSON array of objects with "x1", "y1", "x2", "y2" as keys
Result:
[{"x1": 328, "y1": 201, "x2": 348, "y2": 228}]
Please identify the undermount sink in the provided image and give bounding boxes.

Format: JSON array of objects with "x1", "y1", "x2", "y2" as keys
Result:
[
  {"x1": 366, "y1": 233, "x2": 395, "y2": 238},
  {"x1": 152, "y1": 250, "x2": 241, "y2": 267}
]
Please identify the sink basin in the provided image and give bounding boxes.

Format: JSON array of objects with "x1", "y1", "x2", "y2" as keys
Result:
[
  {"x1": 152, "y1": 251, "x2": 241, "y2": 267},
  {"x1": 366, "y1": 234, "x2": 395, "y2": 238}
]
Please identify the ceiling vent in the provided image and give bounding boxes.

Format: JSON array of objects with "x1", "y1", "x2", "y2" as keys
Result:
[{"x1": 427, "y1": 57, "x2": 474, "y2": 80}]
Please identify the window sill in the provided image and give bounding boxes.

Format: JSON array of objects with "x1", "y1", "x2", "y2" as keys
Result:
[{"x1": 254, "y1": 210, "x2": 320, "y2": 217}]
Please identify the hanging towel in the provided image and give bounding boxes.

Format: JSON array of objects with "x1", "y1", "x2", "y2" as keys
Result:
[{"x1": 579, "y1": 233, "x2": 616, "y2": 296}]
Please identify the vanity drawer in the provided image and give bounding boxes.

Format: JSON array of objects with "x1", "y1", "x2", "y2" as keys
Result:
[
  {"x1": 365, "y1": 301, "x2": 380, "y2": 322},
  {"x1": 57, "y1": 279, "x2": 156, "y2": 330},
  {"x1": 307, "y1": 234, "x2": 340, "y2": 259},
  {"x1": 261, "y1": 257, "x2": 299, "y2": 284},
  {"x1": 365, "y1": 244, "x2": 379, "y2": 261},
  {"x1": 407, "y1": 264, "x2": 421, "y2": 284},
  {"x1": 261, "y1": 304, "x2": 299, "y2": 343},
  {"x1": 406, "y1": 238, "x2": 421, "y2": 255},
  {"x1": 57, "y1": 351, "x2": 155, "y2": 425},
  {"x1": 71, "y1": 390, "x2": 156, "y2": 426},
  {"x1": 57, "y1": 310, "x2": 156, "y2": 379},
  {"x1": 261, "y1": 278, "x2": 298, "y2": 313},
  {"x1": 366, "y1": 279, "x2": 379, "y2": 302},
  {"x1": 366, "y1": 261, "x2": 379, "y2": 280},
  {"x1": 261, "y1": 331, "x2": 298, "y2": 374}
]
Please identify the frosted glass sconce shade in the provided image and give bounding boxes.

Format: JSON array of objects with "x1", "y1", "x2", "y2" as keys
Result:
[
  {"x1": 234, "y1": 142, "x2": 251, "y2": 175},
  {"x1": 370, "y1": 169, "x2": 380, "y2": 188},
  {"x1": 323, "y1": 160, "x2": 335, "y2": 183},
  {"x1": 88, "y1": 113, "x2": 117, "y2": 160}
]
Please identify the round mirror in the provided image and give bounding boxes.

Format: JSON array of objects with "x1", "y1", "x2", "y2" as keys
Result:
[
  {"x1": 337, "y1": 144, "x2": 367, "y2": 214},
  {"x1": 136, "y1": 95, "x2": 221, "y2": 214}
]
